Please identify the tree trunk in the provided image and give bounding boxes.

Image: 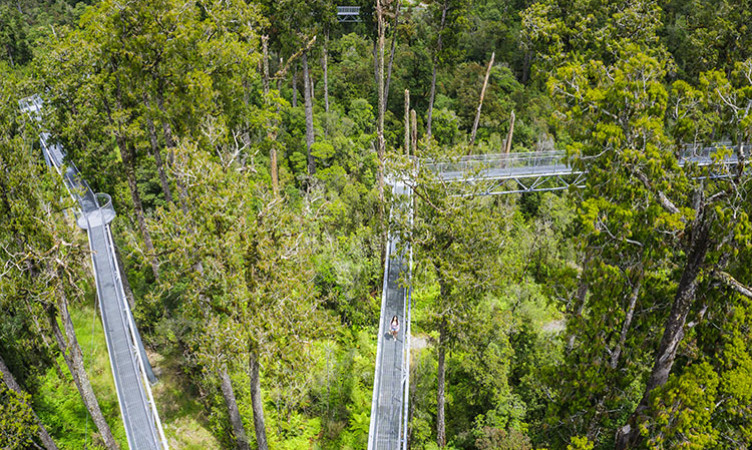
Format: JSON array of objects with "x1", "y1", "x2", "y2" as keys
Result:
[
  {"x1": 376, "y1": 1, "x2": 386, "y2": 180},
  {"x1": 262, "y1": 37, "x2": 279, "y2": 197},
  {"x1": 615, "y1": 210, "x2": 713, "y2": 449},
  {"x1": 302, "y1": 51, "x2": 315, "y2": 177},
  {"x1": 102, "y1": 90, "x2": 159, "y2": 279},
  {"x1": 292, "y1": 62, "x2": 298, "y2": 108},
  {"x1": 323, "y1": 33, "x2": 329, "y2": 113},
  {"x1": 219, "y1": 367, "x2": 251, "y2": 450},
  {"x1": 504, "y1": 111, "x2": 515, "y2": 154},
  {"x1": 376, "y1": 0, "x2": 387, "y2": 258},
  {"x1": 610, "y1": 272, "x2": 642, "y2": 369},
  {"x1": 49, "y1": 285, "x2": 119, "y2": 450},
  {"x1": 121, "y1": 141, "x2": 159, "y2": 280},
  {"x1": 373, "y1": 40, "x2": 379, "y2": 96},
  {"x1": 249, "y1": 352, "x2": 268, "y2": 450},
  {"x1": 469, "y1": 52, "x2": 495, "y2": 147},
  {"x1": 0, "y1": 354, "x2": 59, "y2": 450},
  {"x1": 521, "y1": 50, "x2": 532, "y2": 85},
  {"x1": 261, "y1": 36, "x2": 270, "y2": 96},
  {"x1": 404, "y1": 90, "x2": 410, "y2": 156},
  {"x1": 113, "y1": 244, "x2": 136, "y2": 310},
  {"x1": 436, "y1": 316, "x2": 447, "y2": 448},
  {"x1": 411, "y1": 109, "x2": 418, "y2": 156},
  {"x1": 142, "y1": 94, "x2": 173, "y2": 205},
  {"x1": 383, "y1": 0, "x2": 401, "y2": 115},
  {"x1": 310, "y1": 71, "x2": 315, "y2": 103},
  {"x1": 426, "y1": 0, "x2": 448, "y2": 139},
  {"x1": 566, "y1": 279, "x2": 589, "y2": 353}
]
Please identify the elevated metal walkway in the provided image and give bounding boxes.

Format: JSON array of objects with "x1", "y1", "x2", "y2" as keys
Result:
[
  {"x1": 337, "y1": 6, "x2": 361, "y2": 22},
  {"x1": 368, "y1": 181, "x2": 413, "y2": 450},
  {"x1": 424, "y1": 146, "x2": 746, "y2": 195},
  {"x1": 20, "y1": 96, "x2": 168, "y2": 450}
]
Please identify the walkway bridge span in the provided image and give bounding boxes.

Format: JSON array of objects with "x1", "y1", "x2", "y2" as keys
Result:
[
  {"x1": 20, "y1": 95, "x2": 168, "y2": 450},
  {"x1": 423, "y1": 146, "x2": 746, "y2": 195}
]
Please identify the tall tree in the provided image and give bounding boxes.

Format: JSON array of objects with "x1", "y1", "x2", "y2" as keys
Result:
[
  {"x1": 425, "y1": 0, "x2": 468, "y2": 138},
  {"x1": 149, "y1": 139, "x2": 323, "y2": 448},
  {"x1": 394, "y1": 146, "x2": 508, "y2": 447},
  {"x1": 549, "y1": 43, "x2": 752, "y2": 447}
]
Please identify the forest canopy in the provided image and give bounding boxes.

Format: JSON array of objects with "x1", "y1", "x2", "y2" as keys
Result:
[{"x1": 1, "y1": 0, "x2": 752, "y2": 449}]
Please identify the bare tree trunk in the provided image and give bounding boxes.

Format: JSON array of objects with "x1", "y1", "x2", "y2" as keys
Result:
[
  {"x1": 610, "y1": 272, "x2": 642, "y2": 369},
  {"x1": 504, "y1": 111, "x2": 515, "y2": 154},
  {"x1": 566, "y1": 279, "x2": 589, "y2": 353},
  {"x1": 48, "y1": 285, "x2": 119, "y2": 450},
  {"x1": 154, "y1": 93, "x2": 191, "y2": 216},
  {"x1": 616, "y1": 210, "x2": 713, "y2": 449},
  {"x1": 261, "y1": 36, "x2": 270, "y2": 96},
  {"x1": 302, "y1": 51, "x2": 315, "y2": 177},
  {"x1": 292, "y1": 62, "x2": 298, "y2": 108},
  {"x1": 411, "y1": 109, "x2": 418, "y2": 156},
  {"x1": 113, "y1": 244, "x2": 136, "y2": 310},
  {"x1": 426, "y1": 0, "x2": 448, "y2": 139},
  {"x1": 376, "y1": 0, "x2": 387, "y2": 254},
  {"x1": 373, "y1": 41, "x2": 379, "y2": 95},
  {"x1": 0, "y1": 354, "x2": 59, "y2": 450},
  {"x1": 122, "y1": 141, "x2": 159, "y2": 280},
  {"x1": 436, "y1": 316, "x2": 447, "y2": 448},
  {"x1": 275, "y1": 61, "x2": 284, "y2": 195},
  {"x1": 383, "y1": 0, "x2": 401, "y2": 115},
  {"x1": 323, "y1": 32, "x2": 330, "y2": 113},
  {"x1": 469, "y1": 52, "x2": 495, "y2": 147},
  {"x1": 143, "y1": 94, "x2": 173, "y2": 204},
  {"x1": 249, "y1": 352, "x2": 268, "y2": 450},
  {"x1": 102, "y1": 90, "x2": 159, "y2": 279},
  {"x1": 219, "y1": 367, "x2": 250, "y2": 450},
  {"x1": 262, "y1": 37, "x2": 279, "y2": 197},
  {"x1": 404, "y1": 90, "x2": 410, "y2": 155}
]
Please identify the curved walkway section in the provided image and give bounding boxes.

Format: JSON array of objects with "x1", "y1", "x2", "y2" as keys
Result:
[{"x1": 20, "y1": 96, "x2": 168, "y2": 450}]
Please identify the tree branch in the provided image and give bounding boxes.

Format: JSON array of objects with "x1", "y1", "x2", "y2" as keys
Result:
[
  {"x1": 633, "y1": 169, "x2": 680, "y2": 214},
  {"x1": 713, "y1": 270, "x2": 752, "y2": 299},
  {"x1": 272, "y1": 36, "x2": 317, "y2": 80}
]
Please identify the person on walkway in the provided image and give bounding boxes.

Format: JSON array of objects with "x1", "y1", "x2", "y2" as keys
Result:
[{"x1": 390, "y1": 316, "x2": 399, "y2": 339}]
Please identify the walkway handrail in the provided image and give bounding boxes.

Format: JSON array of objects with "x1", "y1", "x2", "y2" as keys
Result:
[
  {"x1": 423, "y1": 144, "x2": 748, "y2": 184},
  {"x1": 337, "y1": 6, "x2": 360, "y2": 14}
]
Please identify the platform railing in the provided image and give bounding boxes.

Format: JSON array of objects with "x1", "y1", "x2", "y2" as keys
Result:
[{"x1": 337, "y1": 6, "x2": 360, "y2": 14}]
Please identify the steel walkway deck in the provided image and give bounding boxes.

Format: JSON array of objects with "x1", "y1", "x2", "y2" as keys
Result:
[
  {"x1": 368, "y1": 182, "x2": 412, "y2": 450},
  {"x1": 425, "y1": 147, "x2": 746, "y2": 194},
  {"x1": 20, "y1": 96, "x2": 167, "y2": 450}
]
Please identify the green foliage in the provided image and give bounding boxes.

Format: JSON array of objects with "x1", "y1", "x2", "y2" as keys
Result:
[
  {"x1": 0, "y1": 5, "x2": 32, "y2": 67},
  {"x1": 0, "y1": 385, "x2": 38, "y2": 450},
  {"x1": 644, "y1": 361, "x2": 719, "y2": 449},
  {"x1": 4, "y1": 0, "x2": 752, "y2": 448},
  {"x1": 567, "y1": 436, "x2": 594, "y2": 450}
]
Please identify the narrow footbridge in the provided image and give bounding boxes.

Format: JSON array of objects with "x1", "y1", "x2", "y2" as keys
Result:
[
  {"x1": 425, "y1": 146, "x2": 745, "y2": 195},
  {"x1": 368, "y1": 182, "x2": 413, "y2": 450},
  {"x1": 20, "y1": 96, "x2": 168, "y2": 450}
]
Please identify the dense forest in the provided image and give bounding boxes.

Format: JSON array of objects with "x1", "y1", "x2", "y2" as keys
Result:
[{"x1": 1, "y1": 0, "x2": 752, "y2": 448}]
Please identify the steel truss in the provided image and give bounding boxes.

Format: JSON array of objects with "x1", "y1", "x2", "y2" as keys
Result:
[{"x1": 463, "y1": 171, "x2": 587, "y2": 196}]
